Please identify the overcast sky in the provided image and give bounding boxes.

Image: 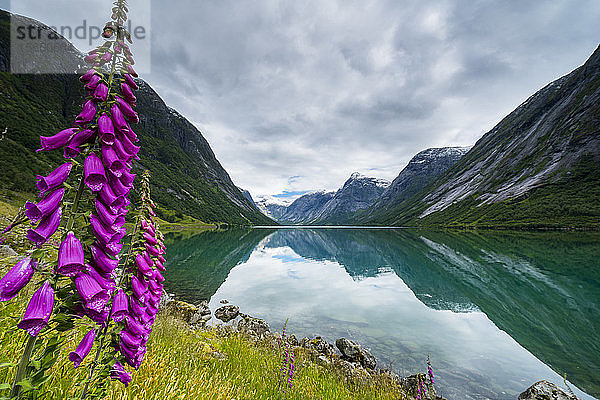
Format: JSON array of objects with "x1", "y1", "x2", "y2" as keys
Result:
[{"x1": 4, "y1": 1, "x2": 600, "y2": 200}]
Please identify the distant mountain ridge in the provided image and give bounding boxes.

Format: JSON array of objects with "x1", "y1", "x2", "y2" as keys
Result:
[
  {"x1": 365, "y1": 45, "x2": 600, "y2": 228},
  {"x1": 0, "y1": 9, "x2": 274, "y2": 225}
]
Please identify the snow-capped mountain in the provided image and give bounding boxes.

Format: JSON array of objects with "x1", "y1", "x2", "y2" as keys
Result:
[{"x1": 254, "y1": 195, "x2": 293, "y2": 220}]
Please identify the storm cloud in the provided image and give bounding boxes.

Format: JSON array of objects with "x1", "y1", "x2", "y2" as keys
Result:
[{"x1": 7, "y1": 0, "x2": 600, "y2": 199}]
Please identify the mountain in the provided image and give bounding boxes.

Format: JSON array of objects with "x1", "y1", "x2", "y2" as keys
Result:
[
  {"x1": 254, "y1": 195, "x2": 291, "y2": 221},
  {"x1": 0, "y1": 10, "x2": 274, "y2": 226},
  {"x1": 277, "y1": 191, "x2": 335, "y2": 225},
  {"x1": 360, "y1": 147, "x2": 470, "y2": 223},
  {"x1": 365, "y1": 45, "x2": 600, "y2": 228}
]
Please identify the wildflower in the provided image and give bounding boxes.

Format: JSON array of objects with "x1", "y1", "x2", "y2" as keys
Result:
[
  {"x1": 95, "y1": 199, "x2": 125, "y2": 229},
  {"x1": 110, "y1": 361, "x2": 132, "y2": 387},
  {"x1": 86, "y1": 264, "x2": 116, "y2": 291},
  {"x1": 111, "y1": 289, "x2": 129, "y2": 322},
  {"x1": 120, "y1": 82, "x2": 137, "y2": 104},
  {"x1": 79, "y1": 69, "x2": 96, "y2": 82},
  {"x1": 75, "y1": 271, "x2": 110, "y2": 313},
  {"x1": 25, "y1": 188, "x2": 65, "y2": 223},
  {"x1": 115, "y1": 97, "x2": 139, "y2": 123},
  {"x1": 101, "y1": 143, "x2": 126, "y2": 177},
  {"x1": 84, "y1": 152, "x2": 107, "y2": 191},
  {"x1": 69, "y1": 329, "x2": 96, "y2": 368},
  {"x1": 89, "y1": 242, "x2": 119, "y2": 273},
  {"x1": 75, "y1": 100, "x2": 97, "y2": 126},
  {"x1": 101, "y1": 52, "x2": 112, "y2": 62},
  {"x1": 135, "y1": 253, "x2": 153, "y2": 277},
  {"x1": 93, "y1": 82, "x2": 109, "y2": 102},
  {"x1": 84, "y1": 74, "x2": 101, "y2": 90},
  {"x1": 98, "y1": 183, "x2": 125, "y2": 213},
  {"x1": 17, "y1": 281, "x2": 54, "y2": 336},
  {"x1": 64, "y1": 128, "x2": 96, "y2": 158},
  {"x1": 0, "y1": 256, "x2": 36, "y2": 301},
  {"x1": 98, "y1": 113, "x2": 116, "y2": 145},
  {"x1": 124, "y1": 74, "x2": 139, "y2": 90},
  {"x1": 131, "y1": 275, "x2": 148, "y2": 303},
  {"x1": 126, "y1": 64, "x2": 138, "y2": 77},
  {"x1": 27, "y1": 207, "x2": 62, "y2": 246},
  {"x1": 56, "y1": 231, "x2": 85, "y2": 277},
  {"x1": 36, "y1": 162, "x2": 72, "y2": 197},
  {"x1": 37, "y1": 127, "x2": 77, "y2": 152}
]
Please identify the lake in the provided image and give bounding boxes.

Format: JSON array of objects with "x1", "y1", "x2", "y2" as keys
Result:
[{"x1": 163, "y1": 228, "x2": 600, "y2": 400}]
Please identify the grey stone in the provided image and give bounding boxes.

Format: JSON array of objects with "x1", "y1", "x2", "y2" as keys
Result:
[
  {"x1": 0, "y1": 245, "x2": 17, "y2": 259},
  {"x1": 214, "y1": 304, "x2": 239, "y2": 322},
  {"x1": 238, "y1": 316, "x2": 270, "y2": 336},
  {"x1": 518, "y1": 380, "x2": 578, "y2": 400},
  {"x1": 335, "y1": 337, "x2": 376, "y2": 369},
  {"x1": 220, "y1": 299, "x2": 229, "y2": 304}
]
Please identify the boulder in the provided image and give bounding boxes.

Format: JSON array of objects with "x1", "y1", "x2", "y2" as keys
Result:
[
  {"x1": 335, "y1": 337, "x2": 376, "y2": 369},
  {"x1": 518, "y1": 381, "x2": 578, "y2": 400},
  {"x1": 163, "y1": 300, "x2": 198, "y2": 323},
  {"x1": 214, "y1": 305, "x2": 239, "y2": 322},
  {"x1": 0, "y1": 245, "x2": 17, "y2": 259},
  {"x1": 237, "y1": 316, "x2": 270, "y2": 336},
  {"x1": 301, "y1": 336, "x2": 336, "y2": 356}
]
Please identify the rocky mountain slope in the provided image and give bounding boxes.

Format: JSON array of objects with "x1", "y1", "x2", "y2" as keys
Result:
[
  {"x1": 366, "y1": 45, "x2": 600, "y2": 228},
  {"x1": 253, "y1": 195, "x2": 291, "y2": 221},
  {"x1": 360, "y1": 147, "x2": 469, "y2": 223},
  {"x1": 0, "y1": 10, "x2": 274, "y2": 225},
  {"x1": 277, "y1": 191, "x2": 335, "y2": 225}
]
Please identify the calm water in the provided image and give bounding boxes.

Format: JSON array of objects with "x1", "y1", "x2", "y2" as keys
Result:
[{"x1": 163, "y1": 228, "x2": 600, "y2": 400}]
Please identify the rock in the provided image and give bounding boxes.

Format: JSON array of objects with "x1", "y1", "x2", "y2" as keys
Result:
[
  {"x1": 214, "y1": 305, "x2": 239, "y2": 322},
  {"x1": 211, "y1": 351, "x2": 227, "y2": 360},
  {"x1": 335, "y1": 337, "x2": 377, "y2": 369},
  {"x1": 518, "y1": 381, "x2": 578, "y2": 400},
  {"x1": 317, "y1": 355, "x2": 330, "y2": 365},
  {"x1": 302, "y1": 336, "x2": 336, "y2": 357},
  {"x1": 159, "y1": 291, "x2": 174, "y2": 309},
  {"x1": 0, "y1": 245, "x2": 17, "y2": 259},
  {"x1": 220, "y1": 299, "x2": 229, "y2": 304},
  {"x1": 288, "y1": 334, "x2": 299, "y2": 346},
  {"x1": 163, "y1": 300, "x2": 198, "y2": 323},
  {"x1": 189, "y1": 301, "x2": 212, "y2": 325},
  {"x1": 238, "y1": 316, "x2": 270, "y2": 336},
  {"x1": 400, "y1": 374, "x2": 441, "y2": 399}
]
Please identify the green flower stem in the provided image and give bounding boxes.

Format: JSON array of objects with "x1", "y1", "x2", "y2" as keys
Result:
[
  {"x1": 10, "y1": 335, "x2": 37, "y2": 399},
  {"x1": 66, "y1": 171, "x2": 86, "y2": 232}
]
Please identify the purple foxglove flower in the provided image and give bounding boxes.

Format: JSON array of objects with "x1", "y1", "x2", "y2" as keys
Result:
[
  {"x1": 27, "y1": 207, "x2": 62, "y2": 246},
  {"x1": 110, "y1": 361, "x2": 132, "y2": 387},
  {"x1": 85, "y1": 306, "x2": 109, "y2": 325},
  {"x1": 80, "y1": 69, "x2": 96, "y2": 83},
  {"x1": 154, "y1": 270, "x2": 165, "y2": 283},
  {"x1": 17, "y1": 281, "x2": 54, "y2": 336},
  {"x1": 158, "y1": 254, "x2": 166, "y2": 264},
  {"x1": 98, "y1": 113, "x2": 116, "y2": 145},
  {"x1": 101, "y1": 52, "x2": 112, "y2": 62},
  {"x1": 84, "y1": 74, "x2": 101, "y2": 90},
  {"x1": 146, "y1": 243, "x2": 162, "y2": 257},
  {"x1": 129, "y1": 296, "x2": 146, "y2": 317},
  {"x1": 89, "y1": 242, "x2": 119, "y2": 273},
  {"x1": 116, "y1": 97, "x2": 139, "y2": 123},
  {"x1": 75, "y1": 272, "x2": 110, "y2": 313},
  {"x1": 142, "y1": 251, "x2": 153, "y2": 267},
  {"x1": 120, "y1": 329, "x2": 142, "y2": 349},
  {"x1": 122, "y1": 123, "x2": 139, "y2": 142},
  {"x1": 64, "y1": 128, "x2": 96, "y2": 158},
  {"x1": 104, "y1": 238, "x2": 124, "y2": 256},
  {"x1": 86, "y1": 264, "x2": 116, "y2": 291},
  {"x1": 98, "y1": 183, "x2": 124, "y2": 214},
  {"x1": 125, "y1": 316, "x2": 148, "y2": 337},
  {"x1": 93, "y1": 82, "x2": 109, "y2": 102},
  {"x1": 111, "y1": 137, "x2": 134, "y2": 163},
  {"x1": 84, "y1": 152, "x2": 106, "y2": 192},
  {"x1": 120, "y1": 170, "x2": 136, "y2": 187},
  {"x1": 116, "y1": 131, "x2": 140, "y2": 159},
  {"x1": 69, "y1": 328, "x2": 95, "y2": 368},
  {"x1": 155, "y1": 260, "x2": 165, "y2": 272},
  {"x1": 56, "y1": 231, "x2": 85, "y2": 277},
  {"x1": 36, "y1": 163, "x2": 72, "y2": 197},
  {"x1": 148, "y1": 280, "x2": 162, "y2": 296},
  {"x1": 74, "y1": 100, "x2": 97, "y2": 126},
  {"x1": 131, "y1": 275, "x2": 148, "y2": 304},
  {"x1": 126, "y1": 64, "x2": 138, "y2": 77},
  {"x1": 108, "y1": 173, "x2": 131, "y2": 197},
  {"x1": 0, "y1": 256, "x2": 36, "y2": 301},
  {"x1": 95, "y1": 199, "x2": 125, "y2": 229},
  {"x1": 135, "y1": 254, "x2": 153, "y2": 277},
  {"x1": 138, "y1": 309, "x2": 152, "y2": 325},
  {"x1": 84, "y1": 54, "x2": 99, "y2": 64},
  {"x1": 112, "y1": 289, "x2": 129, "y2": 322},
  {"x1": 146, "y1": 301, "x2": 159, "y2": 316},
  {"x1": 37, "y1": 128, "x2": 77, "y2": 152},
  {"x1": 124, "y1": 74, "x2": 139, "y2": 90},
  {"x1": 143, "y1": 232, "x2": 158, "y2": 246},
  {"x1": 25, "y1": 188, "x2": 64, "y2": 223},
  {"x1": 101, "y1": 143, "x2": 126, "y2": 178},
  {"x1": 120, "y1": 82, "x2": 137, "y2": 104},
  {"x1": 110, "y1": 104, "x2": 129, "y2": 132}
]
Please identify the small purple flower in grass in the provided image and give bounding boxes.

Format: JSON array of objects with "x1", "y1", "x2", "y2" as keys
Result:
[
  {"x1": 110, "y1": 361, "x2": 132, "y2": 387},
  {"x1": 98, "y1": 113, "x2": 116, "y2": 145},
  {"x1": 36, "y1": 162, "x2": 72, "y2": 197},
  {"x1": 135, "y1": 253, "x2": 153, "y2": 277},
  {"x1": 120, "y1": 82, "x2": 137, "y2": 104},
  {"x1": 17, "y1": 281, "x2": 54, "y2": 337},
  {"x1": 101, "y1": 143, "x2": 126, "y2": 178},
  {"x1": 0, "y1": 256, "x2": 36, "y2": 301},
  {"x1": 75, "y1": 271, "x2": 110, "y2": 313},
  {"x1": 116, "y1": 97, "x2": 139, "y2": 123},
  {"x1": 27, "y1": 207, "x2": 62, "y2": 246},
  {"x1": 427, "y1": 354, "x2": 435, "y2": 384},
  {"x1": 75, "y1": 100, "x2": 97, "y2": 126},
  {"x1": 25, "y1": 188, "x2": 65, "y2": 223},
  {"x1": 124, "y1": 74, "x2": 139, "y2": 90},
  {"x1": 93, "y1": 82, "x2": 109, "y2": 102},
  {"x1": 56, "y1": 231, "x2": 85, "y2": 277},
  {"x1": 37, "y1": 127, "x2": 77, "y2": 152},
  {"x1": 89, "y1": 242, "x2": 119, "y2": 274},
  {"x1": 84, "y1": 152, "x2": 107, "y2": 192},
  {"x1": 69, "y1": 328, "x2": 95, "y2": 368},
  {"x1": 64, "y1": 128, "x2": 96, "y2": 158},
  {"x1": 112, "y1": 289, "x2": 129, "y2": 322}
]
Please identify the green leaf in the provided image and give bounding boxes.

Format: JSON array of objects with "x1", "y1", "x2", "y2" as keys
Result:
[
  {"x1": 15, "y1": 380, "x2": 34, "y2": 391},
  {"x1": 0, "y1": 363, "x2": 16, "y2": 368},
  {"x1": 0, "y1": 383, "x2": 10, "y2": 390}
]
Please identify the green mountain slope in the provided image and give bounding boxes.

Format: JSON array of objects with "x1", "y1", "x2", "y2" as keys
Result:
[
  {"x1": 366, "y1": 45, "x2": 600, "y2": 229},
  {"x1": 0, "y1": 10, "x2": 275, "y2": 226}
]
